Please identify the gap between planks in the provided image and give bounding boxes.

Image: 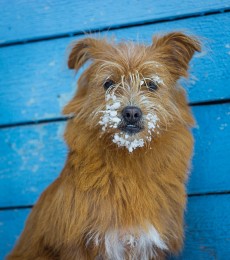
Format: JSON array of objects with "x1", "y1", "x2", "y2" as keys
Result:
[
  {"x1": 1, "y1": 8, "x2": 230, "y2": 48},
  {"x1": 1, "y1": 191, "x2": 230, "y2": 211},
  {"x1": 0, "y1": 99, "x2": 229, "y2": 130}
]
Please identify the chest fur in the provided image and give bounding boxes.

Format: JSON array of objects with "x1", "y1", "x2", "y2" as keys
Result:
[{"x1": 87, "y1": 225, "x2": 167, "y2": 260}]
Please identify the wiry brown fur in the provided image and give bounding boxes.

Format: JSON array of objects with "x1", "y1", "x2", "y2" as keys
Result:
[{"x1": 8, "y1": 32, "x2": 201, "y2": 260}]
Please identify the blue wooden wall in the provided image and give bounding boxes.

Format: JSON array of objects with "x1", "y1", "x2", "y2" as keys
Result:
[{"x1": 0, "y1": 1, "x2": 230, "y2": 259}]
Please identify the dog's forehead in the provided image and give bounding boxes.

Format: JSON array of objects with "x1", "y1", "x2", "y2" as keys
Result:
[
  {"x1": 116, "y1": 42, "x2": 148, "y2": 62},
  {"x1": 99, "y1": 42, "x2": 156, "y2": 76}
]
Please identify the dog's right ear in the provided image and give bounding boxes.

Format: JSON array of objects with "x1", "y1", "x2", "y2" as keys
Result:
[
  {"x1": 151, "y1": 32, "x2": 201, "y2": 79},
  {"x1": 68, "y1": 38, "x2": 109, "y2": 71}
]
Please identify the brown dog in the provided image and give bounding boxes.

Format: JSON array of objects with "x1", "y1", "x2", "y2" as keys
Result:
[{"x1": 8, "y1": 32, "x2": 201, "y2": 260}]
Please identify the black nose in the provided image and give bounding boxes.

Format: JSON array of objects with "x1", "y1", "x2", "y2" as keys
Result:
[{"x1": 122, "y1": 106, "x2": 142, "y2": 124}]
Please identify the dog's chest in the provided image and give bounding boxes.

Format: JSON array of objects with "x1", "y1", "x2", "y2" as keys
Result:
[{"x1": 88, "y1": 225, "x2": 167, "y2": 260}]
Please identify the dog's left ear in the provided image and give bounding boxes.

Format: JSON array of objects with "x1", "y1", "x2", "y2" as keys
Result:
[
  {"x1": 151, "y1": 32, "x2": 201, "y2": 79},
  {"x1": 68, "y1": 37, "x2": 111, "y2": 71}
]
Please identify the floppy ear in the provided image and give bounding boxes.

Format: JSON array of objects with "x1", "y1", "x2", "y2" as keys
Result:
[
  {"x1": 151, "y1": 32, "x2": 201, "y2": 79},
  {"x1": 68, "y1": 37, "x2": 110, "y2": 71}
]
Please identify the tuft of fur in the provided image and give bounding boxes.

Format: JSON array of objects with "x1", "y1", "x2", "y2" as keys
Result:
[
  {"x1": 86, "y1": 224, "x2": 167, "y2": 260},
  {"x1": 8, "y1": 32, "x2": 201, "y2": 260}
]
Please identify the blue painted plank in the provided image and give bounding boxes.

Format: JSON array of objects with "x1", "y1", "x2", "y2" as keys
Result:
[
  {"x1": 178, "y1": 195, "x2": 230, "y2": 259},
  {"x1": 0, "y1": 122, "x2": 67, "y2": 207},
  {"x1": 0, "y1": 0, "x2": 230, "y2": 44},
  {"x1": 0, "y1": 209, "x2": 30, "y2": 259},
  {"x1": 0, "y1": 104, "x2": 229, "y2": 208},
  {"x1": 1, "y1": 195, "x2": 230, "y2": 259},
  {"x1": 0, "y1": 13, "x2": 230, "y2": 125},
  {"x1": 189, "y1": 104, "x2": 230, "y2": 194}
]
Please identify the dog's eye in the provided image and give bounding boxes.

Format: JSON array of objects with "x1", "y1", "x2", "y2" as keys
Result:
[
  {"x1": 147, "y1": 81, "x2": 158, "y2": 92},
  {"x1": 141, "y1": 80, "x2": 158, "y2": 92},
  {"x1": 104, "y1": 80, "x2": 115, "y2": 90}
]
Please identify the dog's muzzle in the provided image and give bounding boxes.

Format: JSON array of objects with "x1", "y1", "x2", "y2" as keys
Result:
[{"x1": 120, "y1": 106, "x2": 143, "y2": 134}]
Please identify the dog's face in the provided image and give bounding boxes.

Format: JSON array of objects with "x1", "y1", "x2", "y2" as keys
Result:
[{"x1": 64, "y1": 33, "x2": 200, "y2": 152}]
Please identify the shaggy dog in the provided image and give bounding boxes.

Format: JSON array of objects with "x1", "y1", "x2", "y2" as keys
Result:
[{"x1": 8, "y1": 32, "x2": 201, "y2": 260}]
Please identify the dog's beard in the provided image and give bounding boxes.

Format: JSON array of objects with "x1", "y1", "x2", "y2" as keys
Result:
[
  {"x1": 112, "y1": 113, "x2": 159, "y2": 152},
  {"x1": 99, "y1": 93, "x2": 159, "y2": 153}
]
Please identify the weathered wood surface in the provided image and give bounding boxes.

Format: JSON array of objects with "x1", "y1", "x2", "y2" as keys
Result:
[
  {"x1": 0, "y1": 208, "x2": 30, "y2": 259},
  {"x1": 178, "y1": 195, "x2": 230, "y2": 260},
  {"x1": 1, "y1": 12, "x2": 230, "y2": 125},
  {"x1": 1, "y1": 0, "x2": 230, "y2": 44},
  {"x1": 0, "y1": 104, "x2": 229, "y2": 208},
  {"x1": 1, "y1": 195, "x2": 229, "y2": 259}
]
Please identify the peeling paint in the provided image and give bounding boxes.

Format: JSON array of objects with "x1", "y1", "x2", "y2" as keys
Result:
[
  {"x1": 26, "y1": 98, "x2": 35, "y2": 107},
  {"x1": 195, "y1": 49, "x2": 207, "y2": 58},
  {"x1": 219, "y1": 123, "x2": 228, "y2": 130},
  {"x1": 189, "y1": 75, "x2": 199, "y2": 86},
  {"x1": 31, "y1": 165, "x2": 39, "y2": 173},
  {"x1": 225, "y1": 44, "x2": 230, "y2": 55},
  {"x1": 11, "y1": 126, "x2": 46, "y2": 171},
  {"x1": 48, "y1": 60, "x2": 56, "y2": 67},
  {"x1": 27, "y1": 187, "x2": 38, "y2": 193},
  {"x1": 57, "y1": 124, "x2": 65, "y2": 139},
  {"x1": 58, "y1": 92, "x2": 72, "y2": 109}
]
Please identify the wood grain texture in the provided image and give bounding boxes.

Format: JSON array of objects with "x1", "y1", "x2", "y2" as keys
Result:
[
  {"x1": 0, "y1": 208, "x2": 30, "y2": 259},
  {"x1": 1, "y1": 13, "x2": 230, "y2": 125},
  {"x1": 0, "y1": 122, "x2": 66, "y2": 207},
  {"x1": 0, "y1": 0, "x2": 230, "y2": 44},
  {"x1": 0, "y1": 104, "x2": 229, "y2": 208},
  {"x1": 1, "y1": 195, "x2": 229, "y2": 259},
  {"x1": 177, "y1": 194, "x2": 230, "y2": 260},
  {"x1": 189, "y1": 104, "x2": 230, "y2": 195}
]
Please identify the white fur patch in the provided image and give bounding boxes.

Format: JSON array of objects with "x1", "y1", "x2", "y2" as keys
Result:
[
  {"x1": 140, "y1": 74, "x2": 164, "y2": 88},
  {"x1": 151, "y1": 74, "x2": 164, "y2": 85},
  {"x1": 113, "y1": 133, "x2": 145, "y2": 153},
  {"x1": 99, "y1": 93, "x2": 121, "y2": 131},
  {"x1": 111, "y1": 111, "x2": 159, "y2": 152},
  {"x1": 87, "y1": 225, "x2": 168, "y2": 260},
  {"x1": 146, "y1": 113, "x2": 159, "y2": 141}
]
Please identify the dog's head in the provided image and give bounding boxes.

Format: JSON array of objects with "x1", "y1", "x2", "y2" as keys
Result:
[{"x1": 64, "y1": 32, "x2": 200, "y2": 152}]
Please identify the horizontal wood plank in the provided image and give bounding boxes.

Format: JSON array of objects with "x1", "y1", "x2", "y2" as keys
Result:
[
  {"x1": 0, "y1": 122, "x2": 66, "y2": 207},
  {"x1": 188, "y1": 104, "x2": 230, "y2": 194},
  {"x1": 0, "y1": 1, "x2": 230, "y2": 44},
  {"x1": 178, "y1": 194, "x2": 230, "y2": 259},
  {"x1": 0, "y1": 208, "x2": 30, "y2": 259},
  {"x1": 0, "y1": 104, "x2": 229, "y2": 208},
  {"x1": 1, "y1": 194, "x2": 229, "y2": 259},
  {"x1": 1, "y1": 13, "x2": 230, "y2": 125}
]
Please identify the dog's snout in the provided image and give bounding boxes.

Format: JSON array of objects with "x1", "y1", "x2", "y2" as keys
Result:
[{"x1": 122, "y1": 106, "x2": 142, "y2": 123}]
